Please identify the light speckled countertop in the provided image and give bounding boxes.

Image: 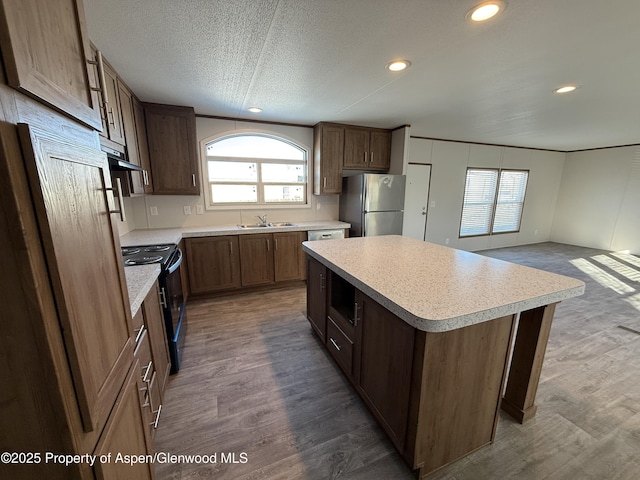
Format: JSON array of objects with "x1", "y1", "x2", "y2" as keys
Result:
[
  {"x1": 120, "y1": 221, "x2": 349, "y2": 247},
  {"x1": 303, "y1": 235, "x2": 585, "y2": 333},
  {"x1": 124, "y1": 264, "x2": 161, "y2": 317}
]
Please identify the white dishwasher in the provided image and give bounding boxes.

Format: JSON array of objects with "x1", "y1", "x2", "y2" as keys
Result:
[{"x1": 307, "y1": 229, "x2": 345, "y2": 241}]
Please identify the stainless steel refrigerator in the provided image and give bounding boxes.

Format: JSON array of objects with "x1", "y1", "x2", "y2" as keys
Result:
[{"x1": 339, "y1": 174, "x2": 406, "y2": 237}]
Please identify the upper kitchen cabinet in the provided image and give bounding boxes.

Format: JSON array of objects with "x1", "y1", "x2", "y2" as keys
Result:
[
  {"x1": 344, "y1": 126, "x2": 391, "y2": 171},
  {"x1": 313, "y1": 122, "x2": 392, "y2": 194},
  {"x1": 117, "y1": 78, "x2": 153, "y2": 194},
  {"x1": 313, "y1": 123, "x2": 344, "y2": 195},
  {"x1": 98, "y1": 60, "x2": 126, "y2": 145},
  {"x1": 144, "y1": 102, "x2": 199, "y2": 195},
  {"x1": 0, "y1": 0, "x2": 103, "y2": 130}
]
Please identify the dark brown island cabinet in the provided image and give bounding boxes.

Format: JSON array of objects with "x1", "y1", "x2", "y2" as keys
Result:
[{"x1": 304, "y1": 236, "x2": 585, "y2": 478}]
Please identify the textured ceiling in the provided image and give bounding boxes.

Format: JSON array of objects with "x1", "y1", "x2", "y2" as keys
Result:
[{"x1": 84, "y1": 0, "x2": 640, "y2": 151}]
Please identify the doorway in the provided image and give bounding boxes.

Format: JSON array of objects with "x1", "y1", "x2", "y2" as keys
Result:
[{"x1": 402, "y1": 163, "x2": 432, "y2": 241}]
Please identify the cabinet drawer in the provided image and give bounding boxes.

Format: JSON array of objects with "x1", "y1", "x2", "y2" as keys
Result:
[{"x1": 327, "y1": 317, "x2": 354, "y2": 376}]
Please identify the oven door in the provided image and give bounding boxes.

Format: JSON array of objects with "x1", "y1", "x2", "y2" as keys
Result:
[{"x1": 161, "y1": 247, "x2": 186, "y2": 373}]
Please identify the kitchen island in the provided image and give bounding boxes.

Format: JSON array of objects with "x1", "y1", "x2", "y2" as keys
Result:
[{"x1": 302, "y1": 235, "x2": 585, "y2": 478}]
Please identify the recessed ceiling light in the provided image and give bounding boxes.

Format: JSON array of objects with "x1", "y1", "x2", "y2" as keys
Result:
[
  {"x1": 553, "y1": 85, "x2": 578, "y2": 94},
  {"x1": 386, "y1": 59, "x2": 411, "y2": 72},
  {"x1": 248, "y1": 107, "x2": 262, "y2": 113},
  {"x1": 467, "y1": 1, "x2": 505, "y2": 22}
]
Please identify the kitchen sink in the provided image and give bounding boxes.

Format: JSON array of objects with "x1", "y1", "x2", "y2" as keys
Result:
[{"x1": 237, "y1": 222, "x2": 296, "y2": 228}]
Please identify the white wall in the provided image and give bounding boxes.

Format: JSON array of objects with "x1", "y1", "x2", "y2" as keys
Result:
[
  {"x1": 121, "y1": 118, "x2": 339, "y2": 230},
  {"x1": 407, "y1": 137, "x2": 565, "y2": 251},
  {"x1": 551, "y1": 145, "x2": 640, "y2": 254}
]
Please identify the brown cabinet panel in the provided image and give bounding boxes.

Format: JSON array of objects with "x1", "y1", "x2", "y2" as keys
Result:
[
  {"x1": 144, "y1": 102, "x2": 199, "y2": 195},
  {"x1": 101, "y1": 63, "x2": 125, "y2": 145},
  {"x1": 116, "y1": 79, "x2": 146, "y2": 195},
  {"x1": 313, "y1": 123, "x2": 343, "y2": 194},
  {"x1": 369, "y1": 129, "x2": 391, "y2": 170},
  {"x1": 356, "y1": 290, "x2": 415, "y2": 452},
  {"x1": 186, "y1": 236, "x2": 241, "y2": 294},
  {"x1": 93, "y1": 360, "x2": 154, "y2": 480},
  {"x1": 306, "y1": 256, "x2": 327, "y2": 342},
  {"x1": 142, "y1": 282, "x2": 171, "y2": 397},
  {"x1": 274, "y1": 231, "x2": 306, "y2": 282},
  {"x1": 18, "y1": 124, "x2": 134, "y2": 434},
  {"x1": 132, "y1": 96, "x2": 153, "y2": 193},
  {"x1": 344, "y1": 126, "x2": 369, "y2": 169},
  {"x1": 239, "y1": 233, "x2": 275, "y2": 286},
  {"x1": 0, "y1": 0, "x2": 103, "y2": 130}
]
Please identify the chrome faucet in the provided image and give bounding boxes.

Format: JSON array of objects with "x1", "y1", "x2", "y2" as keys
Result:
[{"x1": 257, "y1": 214, "x2": 268, "y2": 226}]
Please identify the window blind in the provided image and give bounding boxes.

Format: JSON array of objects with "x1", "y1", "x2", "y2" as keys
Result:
[
  {"x1": 460, "y1": 169, "x2": 499, "y2": 237},
  {"x1": 493, "y1": 170, "x2": 528, "y2": 233}
]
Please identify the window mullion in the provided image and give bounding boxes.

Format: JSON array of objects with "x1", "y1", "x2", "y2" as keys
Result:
[{"x1": 489, "y1": 169, "x2": 502, "y2": 234}]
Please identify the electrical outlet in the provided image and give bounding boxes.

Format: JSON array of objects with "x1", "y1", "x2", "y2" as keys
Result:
[
  {"x1": 445, "y1": 238, "x2": 450, "y2": 245},
  {"x1": 150, "y1": 206, "x2": 158, "y2": 216},
  {"x1": 430, "y1": 201, "x2": 436, "y2": 208},
  {"x1": 196, "y1": 205, "x2": 204, "y2": 215},
  {"x1": 183, "y1": 205, "x2": 192, "y2": 215}
]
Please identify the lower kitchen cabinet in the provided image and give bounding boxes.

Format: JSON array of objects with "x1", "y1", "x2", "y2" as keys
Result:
[
  {"x1": 356, "y1": 291, "x2": 415, "y2": 452},
  {"x1": 185, "y1": 232, "x2": 307, "y2": 296},
  {"x1": 142, "y1": 282, "x2": 171, "y2": 397},
  {"x1": 274, "y1": 231, "x2": 306, "y2": 282},
  {"x1": 239, "y1": 233, "x2": 275, "y2": 286},
  {"x1": 186, "y1": 236, "x2": 241, "y2": 294},
  {"x1": 306, "y1": 256, "x2": 328, "y2": 342},
  {"x1": 93, "y1": 360, "x2": 154, "y2": 480}
]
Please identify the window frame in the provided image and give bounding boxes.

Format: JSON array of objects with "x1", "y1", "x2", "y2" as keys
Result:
[
  {"x1": 459, "y1": 167, "x2": 529, "y2": 238},
  {"x1": 201, "y1": 132, "x2": 311, "y2": 210}
]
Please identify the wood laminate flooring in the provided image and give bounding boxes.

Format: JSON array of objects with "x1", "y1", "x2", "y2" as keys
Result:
[{"x1": 154, "y1": 242, "x2": 640, "y2": 479}]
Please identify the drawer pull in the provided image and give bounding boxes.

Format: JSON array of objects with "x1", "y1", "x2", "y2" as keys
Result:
[
  {"x1": 159, "y1": 287, "x2": 168, "y2": 308},
  {"x1": 142, "y1": 360, "x2": 153, "y2": 383},
  {"x1": 134, "y1": 325, "x2": 145, "y2": 344},
  {"x1": 151, "y1": 405, "x2": 162, "y2": 429},
  {"x1": 330, "y1": 337, "x2": 341, "y2": 351}
]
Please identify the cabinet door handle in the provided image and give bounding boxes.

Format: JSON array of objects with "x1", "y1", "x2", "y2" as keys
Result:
[
  {"x1": 266, "y1": 239, "x2": 270, "y2": 251},
  {"x1": 106, "y1": 177, "x2": 126, "y2": 222},
  {"x1": 159, "y1": 287, "x2": 168, "y2": 308},
  {"x1": 371, "y1": 151, "x2": 374, "y2": 163},
  {"x1": 229, "y1": 241, "x2": 233, "y2": 255},
  {"x1": 364, "y1": 151, "x2": 368, "y2": 163},
  {"x1": 323, "y1": 177, "x2": 327, "y2": 189},
  {"x1": 143, "y1": 170, "x2": 149, "y2": 186},
  {"x1": 330, "y1": 338, "x2": 341, "y2": 352},
  {"x1": 150, "y1": 404, "x2": 162, "y2": 429},
  {"x1": 134, "y1": 325, "x2": 145, "y2": 344},
  {"x1": 87, "y1": 50, "x2": 108, "y2": 102},
  {"x1": 274, "y1": 238, "x2": 278, "y2": 250},
  {"x1": 353, "y1": 302, "x2": 360, "y2": 326},
  {"x1": 192, "y1": 174, "x2": 196, "y2": 187},
  {"x1": 142, "y1": 360, "x2": 153, "y2": 383},
  {"x1": 320, "y1": 273, "x2": 325, "y2": 290},
  {"x1": 106, "y1": 104, "x2": 117, "y2": 127}
]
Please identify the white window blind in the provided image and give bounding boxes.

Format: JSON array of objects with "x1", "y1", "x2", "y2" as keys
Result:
[
  {"x1": 493, "y1": 170, "x2": 528, "y2": 233},
  {"x1": 460, "y1": 169, "x2": 498, "y2": 237},
  {"x1": 459, "y1": 168, "x2": 528, "y2": 237}
]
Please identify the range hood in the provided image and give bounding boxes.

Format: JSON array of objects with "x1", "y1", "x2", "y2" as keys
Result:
[{"x1": 101, "y1": 144, "x2": 141, "y2": 171}]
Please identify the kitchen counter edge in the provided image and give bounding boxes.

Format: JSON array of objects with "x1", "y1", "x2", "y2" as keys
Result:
[
  {"x1": 124, "y1": 264, "x2": 161, "y2": 317},
  {"x1": 119, "y1": 221, "x2": 350, "y2": 247}
]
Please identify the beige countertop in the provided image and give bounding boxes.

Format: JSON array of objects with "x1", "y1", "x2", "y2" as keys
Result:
[
  {"x1": 120, "y1": 221, "x2": 350, "y2": 247},
  {"x1": 302, "y1": 235, "x2": 586, "y2": 332},
  {"x1": 124, "y1": 264, "x2": 161, "y2": 317}
]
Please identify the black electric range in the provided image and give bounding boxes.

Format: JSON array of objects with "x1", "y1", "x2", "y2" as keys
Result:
[{"x1": 121, "y1": 244, "x2": 186, "y2": 374}]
